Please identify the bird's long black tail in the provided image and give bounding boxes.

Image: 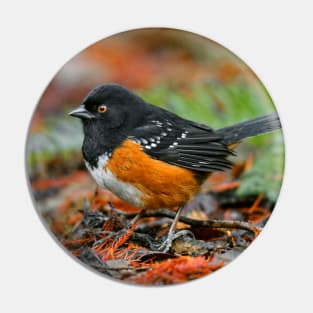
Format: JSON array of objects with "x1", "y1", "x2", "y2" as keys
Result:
[{"x1": 216, "y1": 112, "x2": 282, "y2": 145}]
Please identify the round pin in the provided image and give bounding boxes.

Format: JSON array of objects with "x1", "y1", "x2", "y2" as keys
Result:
[{"x1": 26, "y1": 28, "x2": 284, "y2": 286}]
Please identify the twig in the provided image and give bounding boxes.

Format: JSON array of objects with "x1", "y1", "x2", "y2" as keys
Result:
[{"x1": 123, "y1": 209, "x2": 261, "y2": 235}]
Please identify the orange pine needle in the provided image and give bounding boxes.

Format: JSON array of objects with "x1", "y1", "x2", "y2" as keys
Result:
[
  {"x1": 244, "y1": 154, "x2": 255, "y2": 171},
  {"x1": 93, "y1": 222, "x2": 138, "y2": 261},
  {"x1": 130, "y1": 256, "x2": 224, "y2": 285},
  {"x1": 31, "y1": 171, "x2": 88, "y2": 191},
  {"x1": 67, "y1": 212, "x2": 83, "y2": 226},
  {"x1": 247, "y1": 193, "x2": 264, "y2": 214},
  {"x1": 211, "y1": 180, "x2": 241, "y2": 192}
]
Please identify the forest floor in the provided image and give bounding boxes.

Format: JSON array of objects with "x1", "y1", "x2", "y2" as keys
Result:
[{"x1": 31, "y1": 158, "x2": 272, "y2": 285}]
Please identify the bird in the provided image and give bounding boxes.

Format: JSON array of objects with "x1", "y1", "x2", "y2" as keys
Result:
[{"x1": 69, "y1": 83, "x2": 282, "y2": 251}]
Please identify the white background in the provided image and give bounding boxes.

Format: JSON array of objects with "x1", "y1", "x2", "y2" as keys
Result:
[{"x1": 1, "y1": 1, "x2": 312, "y2": 312}]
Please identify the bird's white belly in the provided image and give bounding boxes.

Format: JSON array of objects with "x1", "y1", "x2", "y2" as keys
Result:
[{"x1": 84, "y1": 154, "x2": 143, "y2": 208}]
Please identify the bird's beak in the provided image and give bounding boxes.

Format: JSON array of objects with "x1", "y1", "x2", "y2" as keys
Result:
[{"x1": 68, "y1": 106, "x2": 95, "y2": 119}]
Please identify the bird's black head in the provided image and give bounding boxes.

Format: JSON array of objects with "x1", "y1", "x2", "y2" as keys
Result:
[
  {"x1": 69, "y1": 83, "x2": 151, "y2": 164},
  {"x1": 69, "y1": 83, "x2": 148, "y2": 129}
]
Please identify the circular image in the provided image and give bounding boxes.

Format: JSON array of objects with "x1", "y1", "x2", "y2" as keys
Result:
[{"x1": 26, "y1": 28, "x2": 284, "y2": 286}]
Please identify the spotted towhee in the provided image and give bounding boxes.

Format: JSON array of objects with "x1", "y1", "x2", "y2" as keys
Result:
[{"x1": 69, "y1": 83, "x2": 282, "y2": 251}]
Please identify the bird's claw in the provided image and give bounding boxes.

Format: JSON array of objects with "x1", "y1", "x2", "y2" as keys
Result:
[{"x1": 157, "y1": 230, "x2": 195, "y2": 253}]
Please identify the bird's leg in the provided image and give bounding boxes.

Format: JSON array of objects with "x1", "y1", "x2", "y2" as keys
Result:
[
  {"x1": 158, "y1": 207, "x2": 194, "y2": 253},
  {"x1": 109, "y1": 201, "x2": 141, "y2": 227},
  {"x1": 129, "y1": 211, "x2": 142, "y2": 226}
]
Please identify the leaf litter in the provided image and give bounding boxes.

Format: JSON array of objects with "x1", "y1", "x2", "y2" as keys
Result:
[{"x1": 32, "y1": 158, "x2": 273, "y2": 285}]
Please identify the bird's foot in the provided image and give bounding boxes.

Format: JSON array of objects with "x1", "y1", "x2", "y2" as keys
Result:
[{"x1": 157, "y1": 230, "x2": 195, "y2": 253}]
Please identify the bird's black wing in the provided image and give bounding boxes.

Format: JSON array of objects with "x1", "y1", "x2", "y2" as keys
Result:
[{"x1": 128, "y1": 119, "x2": 234, "y2": 172}]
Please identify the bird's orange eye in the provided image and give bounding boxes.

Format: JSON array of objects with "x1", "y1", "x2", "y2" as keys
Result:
[{"x1": 98, "y1": 105, "x2": 107, "y2": 113}]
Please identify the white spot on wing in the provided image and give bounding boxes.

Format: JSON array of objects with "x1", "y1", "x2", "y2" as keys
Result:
[{"x1": 152, "y1": 120, "x2": 163, "y2": 127}]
